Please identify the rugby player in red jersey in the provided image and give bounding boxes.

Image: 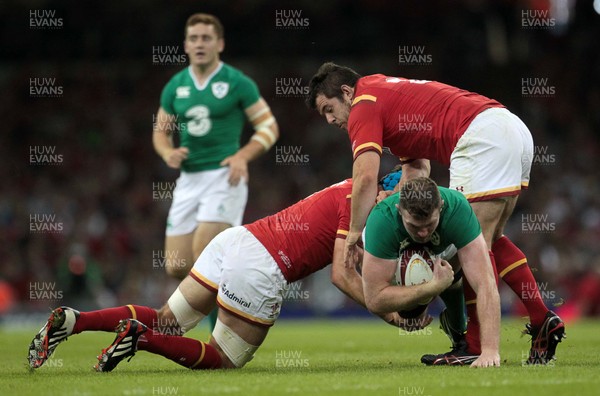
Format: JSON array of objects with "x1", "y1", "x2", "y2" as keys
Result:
[
  {"x1": 29, "y1": 178, "x2": 452, "y2": 371},
  {"x1": 307, "y1": 63, "x2": 564, "y2": 366}
]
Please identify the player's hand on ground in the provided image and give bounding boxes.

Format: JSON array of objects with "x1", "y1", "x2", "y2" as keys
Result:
[
  {"x1": 470, "y1": 350, "x2": 501, "y2": 368},
  {"x1": 163, "y1": 147, "x2": 189, "y2": 169},
  {"x1": 376, "y1": 190, "x2": 394, "y2": 203},
  {"x1": 431, "y1": 257, "x2": 454, "y2": 293},
  {"x1": 343, "y1": 231, "x2": 362, "y2": 269},
  {"x1": 220, "y1": 154, "x2": 249, "y2": 186}
]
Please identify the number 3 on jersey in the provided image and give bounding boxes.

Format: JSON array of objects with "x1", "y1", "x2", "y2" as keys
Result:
[{"x1": 186, "y1": 105, "x2": 212, "y2": 136}]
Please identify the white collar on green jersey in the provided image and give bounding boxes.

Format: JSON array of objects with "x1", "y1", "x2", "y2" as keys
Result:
[{"x1": 188, "y1": 62, "x2": 224, "y2": 91}]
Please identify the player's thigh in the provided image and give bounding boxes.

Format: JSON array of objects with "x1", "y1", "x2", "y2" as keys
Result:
[
  {"x1": 165, "y1": 172, "x2": 206, "y2": 237},
  {"x1": 165, "y1": 233, "x2": 194, "y2": 277},
  {"x1": 158, "y1": 274, "x2": 215, "y2": 330},
  {"x1": 160, "y1": 274, "x2": 217, "y2": 333},
  {"x1": 197, "y1": 167, "x2": 248, "y2": 228},
  {"x1": 470, "y1": 199, "x2": 507, "y2": 248},
  {"x1": 177, "y1": 275, "x2": 217, "y2": 314},
  {"x1": 192, "y1": 222, "x2": 231, "y2": 258},
  {"x1": 493, "y1": 195, "x2": 518, "y2": 241}
]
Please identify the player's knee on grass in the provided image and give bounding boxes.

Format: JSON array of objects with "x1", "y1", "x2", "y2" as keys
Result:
[
  {"x1": 210, "y1": 319, "x2": 259, "y2": 369},
  {"x1": 166, "y1": 287, "x2": 205, "y2": 333}
]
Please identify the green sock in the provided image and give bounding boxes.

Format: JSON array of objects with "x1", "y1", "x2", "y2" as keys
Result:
[
  {"x1": 439, "y1": 284, "x2": 467, "y2": 334},
  {"x1": 206, "y1": 309, "x2": 218, "y2": 333}
]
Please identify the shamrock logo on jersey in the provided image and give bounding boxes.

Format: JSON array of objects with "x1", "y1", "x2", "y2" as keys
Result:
[{"x1": 211, "y1": 82, "x2": 229, "y2": 99}]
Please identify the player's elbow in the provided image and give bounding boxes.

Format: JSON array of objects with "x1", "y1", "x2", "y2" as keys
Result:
[
  {"x1": 270, "y1": 120, "x2": 280, "y2": 142},
  {"x1": 364, "y1": 292, "x2": 386, "y2": 316},
  {"x1": 354, "y1": 168, "x2": 378, "y2": 188},
  {"x1": 330, "y1": 268, "x2": 350, "y2": 293}
]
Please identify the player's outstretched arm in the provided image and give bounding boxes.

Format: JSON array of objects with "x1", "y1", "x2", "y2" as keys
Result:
[
  {"x1": 345, "y1": 151, "x2": 380, "y2": 268},
  {"x1": 458, "y1": 234, "x2": 501, "y2": 368},
  {"x1": 153, "y1": 107, "x2": 189, "y2": 169},
  {"x1": 220, "y1": 98, "x2": 279, "y2": 185}
]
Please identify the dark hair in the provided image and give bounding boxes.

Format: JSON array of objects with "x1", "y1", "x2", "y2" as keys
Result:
[
  {"x1": 398, "y1": 177, "x2": 442, "y2": 219},
  {"x1": 185, "y1": 13, "x2": 224, "y2": 39},
  {"x1": 306, "y1": 62, "x2": 361, "y2": 109}
]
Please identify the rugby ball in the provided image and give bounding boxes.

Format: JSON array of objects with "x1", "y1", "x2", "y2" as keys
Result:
[{"x1": 395, "y1": 247, "x2": 434, "y2": 305}]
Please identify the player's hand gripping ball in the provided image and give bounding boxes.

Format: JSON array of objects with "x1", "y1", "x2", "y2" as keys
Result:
[{"x1": 393, "y1": 246, "x2": 434, "y2": 318}]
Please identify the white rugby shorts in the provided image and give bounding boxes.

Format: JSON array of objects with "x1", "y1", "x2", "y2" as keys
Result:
[
  {"x1": 449, "y1": 107, "x2": 534, "y2": 202},
  {"x1": 166, "y1": 167, "x2": 248, "y2": 236},
  {"x1": 189, "y1": 226, "x2": 285, "y2": 327}
]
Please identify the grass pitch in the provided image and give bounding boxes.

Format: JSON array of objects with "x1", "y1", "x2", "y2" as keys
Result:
[{"x1": 1, "y1": 318, "x2": 599, "y2": 396}]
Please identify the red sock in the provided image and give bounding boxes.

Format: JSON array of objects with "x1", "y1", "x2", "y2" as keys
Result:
[
  {"x1": 492, "y1": 236, "x2": 548, "y2": 326},
  {"x1": 73, "y1": 305, "x2": 158, "y2": 334},
  {"x1": 463, "y1": 279, "x2": 481, "y2": 355},
  {"x1": 138, "y1": 329, "x2": 222, "y2": 369}
]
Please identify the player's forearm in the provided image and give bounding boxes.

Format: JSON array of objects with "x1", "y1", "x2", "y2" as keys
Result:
[
  {"x1": 365, "y1": 283, "x2": 437, "y2": 315},
  {"x1": 476, "y1": 284, "x2": 501, "y2": 354},
  {"x1": 333, "y1": 270, "x2": 367, "y2": 308},
  {"x1": 349, "y1": 170, "x2": 378, "y2": 234},
  {"x1": 153, "y1": 130, "x2": 174, "y2": 159},
  {"x1": 235, "y1": 139, "x2": 270, "y2": 163}
]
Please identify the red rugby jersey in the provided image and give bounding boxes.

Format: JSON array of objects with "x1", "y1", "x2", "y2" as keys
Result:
[
  {"x1": 244, "y1": 179, "x2": 351, "y2": 282},
  {"x1": 348, "y1": 75, "x2": 503, "y2": 165}
]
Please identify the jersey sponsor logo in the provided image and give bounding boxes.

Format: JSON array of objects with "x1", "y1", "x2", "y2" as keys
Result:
[
  {"x1": 176, "y1": 86, "x2": 191, "y2": 98},
  {"x1": 211, "y1": 82, "x2": 229, "y2": 99},
  {"x1": 221, "y1": 283, "x2": 252, "y2": 308},
  {"x1": 185, "y1": 105, "x2": 212, "y2": 136}
]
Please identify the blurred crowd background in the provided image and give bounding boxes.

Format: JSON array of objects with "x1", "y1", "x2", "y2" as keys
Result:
[{"x1": 1, "y1": 0, "x2": 599, "y2": 321}]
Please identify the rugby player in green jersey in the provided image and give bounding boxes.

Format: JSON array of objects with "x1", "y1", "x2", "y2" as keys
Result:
[
  {"x1": 362, "y1": 177, "x2": 501, "y2": 367},
  {"x1": 153, "y1": 13, "x2": 279, "y2": 279},
  {"x1": 153, "y1": 13, "x2": 279, "y2": 331}
]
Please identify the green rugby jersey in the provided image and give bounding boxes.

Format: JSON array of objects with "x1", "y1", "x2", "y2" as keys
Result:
[
  {"x1": 364, "y1": 187, "x2": 481, "y2": 259},
  {"x1": 160, "y1": 62, "x2": 260, "y2": 172}
]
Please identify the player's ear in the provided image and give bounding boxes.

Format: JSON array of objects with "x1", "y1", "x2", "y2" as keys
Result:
[
  {"x1": 341, "y1": 84, "x2": 354, "y2": 100},
  {"x1": 218, "y1": 38, "x2": 225, "y2": 53}
]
